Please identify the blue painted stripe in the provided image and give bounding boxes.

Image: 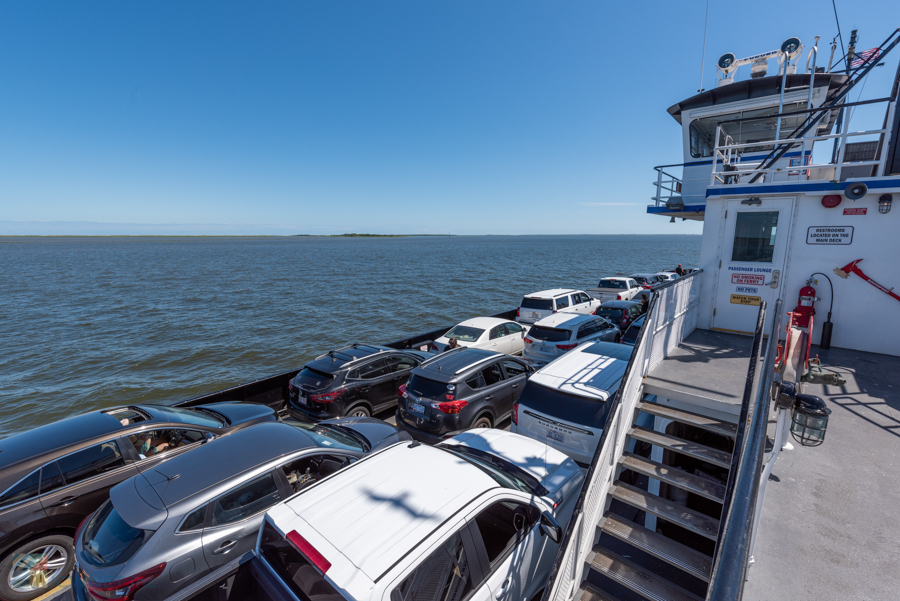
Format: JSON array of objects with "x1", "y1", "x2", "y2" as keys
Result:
[
  {"x1": 706, "y1": 176, "x2": 900, "y2": 198},
  {"x1": 646, "y1": 204, "x2": 706, "y2": 214}
]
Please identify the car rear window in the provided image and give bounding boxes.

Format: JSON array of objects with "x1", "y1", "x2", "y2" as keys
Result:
[
  {"x1": 597, "y1": 280, "x2": 626, "y2": 289},
  {"x1": 528, "y1": 326, "x2": 571, "y2": 342},
  {"x1": 259, "y1": 521, "x2": 347, "y2": 601},
  {"x1": 517, "y1": 380, "x2": 611, "y2": 427},
  {"x1": 444, "y1": 326, "x2": 484, "y2": 343},
  {"x1": 407, "y1": 375, "x2": 450, "y2": 399},
  {"x1": 294, "y1": 367, "x2": 336, "y2": 390},
  {"x1": 521, "y1": 298, "x2": 553, "y2": 311},
  {"x1": 595, "y1": 308, "x2": 624, "y2": 323},
  {"x1": 82, "y1": 501, "x2": 148, "y2": 567}
]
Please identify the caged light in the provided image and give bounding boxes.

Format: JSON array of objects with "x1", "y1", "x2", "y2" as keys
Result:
[
  {"x1": 879, "y1": 194, "x2": 892, "y2": 214},
  {"x1": 790, "y1": 393, "x2": 832, "y2": 447}
]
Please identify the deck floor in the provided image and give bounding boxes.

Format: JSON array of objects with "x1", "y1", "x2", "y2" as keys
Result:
[{"x1": 745, "y1": 344, "x2": 900, "y2": 601}]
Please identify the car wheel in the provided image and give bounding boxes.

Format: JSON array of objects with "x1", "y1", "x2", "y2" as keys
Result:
[
  {"x1": 346, "y1": 405, "x2": 371, "y2": 418},
  {"x1": 472, "y1": 416, "x2": 492, "y2": 429},
  {"x1": 0, "y1": 535, "x2": 75, "y2": 601}
]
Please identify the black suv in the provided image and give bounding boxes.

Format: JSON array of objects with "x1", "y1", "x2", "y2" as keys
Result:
[
  {"x1": 395, "y1": 348, "x2": 534, "y2": 444},
  {"x1": 0, "y1": 403, "x2": 275, "y2": 601},
  {"x1": 594, "y1": 300, "x2": 644, "y2": 331},
  {"x1": 288, "y1": 345, "x2": 432, "y2": 421}
]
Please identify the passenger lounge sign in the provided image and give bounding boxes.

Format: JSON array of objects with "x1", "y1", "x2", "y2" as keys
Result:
[{"x1": 807, "y1": 226, "x2": 853, "y2": 245}]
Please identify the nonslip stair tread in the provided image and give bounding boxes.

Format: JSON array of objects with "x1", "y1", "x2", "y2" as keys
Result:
[
  {"x1": 636, "y1": 402, "x2": 737, "y2": 438},
  {"x1": 608, "y1": 482, "x2": 720, "y2": 541},
  {"x1": 620, "y1": 453, "x2": 726, "y2": 503},
  {"x1": 628, "y1": 427, "x2": 732, "y2": 469},
  {"x1": 599, "y1": 513, "x2": 712, "y2": 582},
  {"x1": 579, "y1": 584, "x2": 622, "y2": 601},
  {"x1": 589, "y1": 547, "x2": 703, "y2": 601}
]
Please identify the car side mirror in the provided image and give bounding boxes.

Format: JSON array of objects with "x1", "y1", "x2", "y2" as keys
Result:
[
  {"x1": 540, "y1": 511, "x2": 562, "y2": 543},
  {"x1": 202, "y1": 432, "x2": 215, "y2": 443}
]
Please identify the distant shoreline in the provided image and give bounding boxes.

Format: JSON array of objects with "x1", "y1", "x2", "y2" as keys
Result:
[{"x1": 1, "y1": 233, "x2": 701, "y2": 239}]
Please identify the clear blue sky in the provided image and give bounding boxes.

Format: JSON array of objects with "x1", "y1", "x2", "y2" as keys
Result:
[{"x1": 1, "y1": 1, "x2": 897, "y2": 235}]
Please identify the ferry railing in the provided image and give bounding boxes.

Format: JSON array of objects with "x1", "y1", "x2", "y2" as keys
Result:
[
  {"x1": 710, "y1": 97, "x2": 897, "y2": 185},
  {"x1": 705, "y1": 299, "x2": 783, "y2": 600},
  {"x1": 651, "y1": 163, "x2": 708, "y2": 207},
  {"x1": 540, "y1": 270, "x2": 703, "y2": 601}
]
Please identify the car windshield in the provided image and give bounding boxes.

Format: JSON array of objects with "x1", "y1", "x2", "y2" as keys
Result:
[
  {"x1": 595, "y1": 308, "x2": 624, "y2": 323},
  {"x1": 439, "y1": 446, "x2": 543, "y2": 495},
  {"x1": 294, "y1": 367, "x2": 336, "y2": 390},
  {"x1": 82, "y1": 501, "x2": 148, "y2": 567},
  {"x1": 151, "y1": 406, "x2": 225, "y2": 428},
  {"x1": 521, "y1": 298, "x2": 553, "y2": 311},
  {"x1": 597, "y1": 280, "x2": 626, "y2": 289},
  {"x1": 407, "y1": 375, "x2": 449, "y2": 399},
  {"x1": 283, "y1": 421, "x2": 367, "y2": 452},
  {"x1": 444, "y1": 326, "x2": 484, "y2": 343},
  {"x1": 528, "y1": 326, "x2": 571, "y2": 342},
  {"x1": 632, "y1": 277, "x2": 649, "y2": 284}
]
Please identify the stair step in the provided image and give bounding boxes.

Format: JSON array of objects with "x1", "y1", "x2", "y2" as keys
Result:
[
  {"x1": 579, "y1": 583, "x2": 622, "y2": 601},
  {"x1": 628, "y1": 427, "x2": 732, "y2": 469},
  {"x1": 609, "y1": 482, "x2": 720, "y2": 541},
  {"x1": 599, "y1": 513, "x2": 712, "y2": 582},
  {"x1": 620, "y1": 453, "x2": 726, "y2": 503},
  {"x1": 589, "y1": 547, "x2": 703, "y2": 601},
  {"x1": 636, "y1": 402, "x2": 737, "y2": 438}
]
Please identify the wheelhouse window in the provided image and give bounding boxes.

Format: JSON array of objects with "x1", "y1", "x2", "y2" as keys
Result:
[
  {"x1": 689, "y1": 102, "x2": 808, "y2": 158},
  {"x1": 732, "y1": 212, "x2": 779, "y2": 263}
]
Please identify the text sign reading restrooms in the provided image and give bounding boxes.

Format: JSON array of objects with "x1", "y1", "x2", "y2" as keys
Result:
[{"x1": 807, "y1": 226, "x2": 854, "y2": 245}]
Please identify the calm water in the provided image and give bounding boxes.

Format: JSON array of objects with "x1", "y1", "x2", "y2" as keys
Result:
[{"x1": 0, "y1": 235, "x2": 700, "y2": 438}]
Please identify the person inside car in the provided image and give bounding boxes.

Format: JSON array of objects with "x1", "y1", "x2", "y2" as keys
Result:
[{"x1": 446, "y1": 337, "x2": 460, "y2": 350}]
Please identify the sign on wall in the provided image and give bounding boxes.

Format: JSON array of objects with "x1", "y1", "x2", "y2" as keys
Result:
[
  {"x1": 843, "y1": 208, "x2": 867, "y2": 215},
  {"x1": 731, "y1": 273, "x2": 766, "y2": 285},
  {"x1": 806, "y1": 226, "x2": 854, "y2": 245},
  {"x1": 730, "y1": 294, "x2": 761, "y2": 306}
]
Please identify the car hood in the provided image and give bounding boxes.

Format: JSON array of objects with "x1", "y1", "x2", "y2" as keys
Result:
[
  {"x1": 320, "y1": 416, "x2": 412, "y2": 451},
  {"x1": 200, "y1": 401, "x2": 277, "y2": 427}
]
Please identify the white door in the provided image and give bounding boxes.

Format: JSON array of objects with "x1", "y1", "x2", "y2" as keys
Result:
[{"x1": 713, "y1": 197, "x2": 795, "y2": 334}]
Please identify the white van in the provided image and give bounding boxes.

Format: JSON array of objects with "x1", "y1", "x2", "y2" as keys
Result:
[
  {"x1": 510, "y1": 341, "x2": 633, "y2": 465},
  {"x1": 516, "y1": 289, "x2": 600, "y2": 324}
]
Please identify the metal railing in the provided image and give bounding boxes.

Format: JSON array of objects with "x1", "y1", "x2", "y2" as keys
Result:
[
  {"x1": 541, "y1": 270, "x2": 703, "y2": 601},
  {"x1": 706, "y1": 299, "x2": 783, "y2": 600},
  {"x1": 651, "y1": 163, "x2": 708, "y2": 207}
]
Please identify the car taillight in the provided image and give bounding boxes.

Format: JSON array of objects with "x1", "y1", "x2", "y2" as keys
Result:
[
  {"x1": 524, "y1": 337, "x2": 533, "y2": 344},
  {"x1": 616, "y1": 294, "x2": 622, "y2": 300},
  {"x1": 399, "y1": 384, "x2": 408, "y2": 399},
  {"x1": 430, "y1": 343, "x2": 438, "y2": 352},
  {"x1": 512, "y1": 403, "x2": 518, "y2": 425},
  {"x1": 434, "y1": 400, "x2": 468, "y2": 414},
  {"x1": 310, "y1": 390, "x2": 345, "y2": 403},
  {"x1": 84, "y1": 563, "x2": 166, "y2": 601},
  {"x1": 516, "y1": 307, "x2": 520, "y2": 317},
  {"x1": 286, "y1": 530, "x2": 331, "y2": 575},
  {"x1": 556, "y1": 343, "x2": 578, "y2": 351},
  {"x1": 288, "y1": 381, "x2": 294, "y2": 393}
]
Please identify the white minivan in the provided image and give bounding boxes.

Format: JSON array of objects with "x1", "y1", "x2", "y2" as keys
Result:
[
  {"x1": 511, "y1": 341, "x2": 633, "y2": 465},
  {"x1": 516, "y1": 289, "x2": 600, "y2": 324}
]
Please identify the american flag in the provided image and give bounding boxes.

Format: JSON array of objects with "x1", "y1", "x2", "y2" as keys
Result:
[{"x1": 851, "y1": 48, "x2": 881, "y2": 68}]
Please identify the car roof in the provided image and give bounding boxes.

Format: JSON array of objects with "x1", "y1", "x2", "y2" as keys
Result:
[
  {"x1": 454, "y1": 316, "x2": 514, "y2": 329},
  {"x1": 531, "y1": 342, "x2": 633, "y2": 400},
  {"x1": 533, "y1": 313, "x2": 596, "y2": 328},
  {"x1": 598, "y1": 277, "x2": 630, "y2": 281},
  {"x1": 629, "y1": 273, "x2": 658, "y2": 278},
  {"x1": 306, "y1": 344, "x2": 396, "y2": 373},
  {"x1": 523, "y1": 288, "x2": 578, "y2": 298},
  {"x1": 600, "y1": 300, "x2": 642, "y2": 308},
  {"x1": 119, "y1": 422, "x2": 315, "y2": 510},
  {"x1": 413, "y1": 348, "x2": 500, "y2": 383},
  {"x1": 274, "y1": 442, "x2": 500, "y2": 582}
]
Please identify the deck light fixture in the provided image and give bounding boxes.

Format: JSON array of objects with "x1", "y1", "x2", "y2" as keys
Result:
[
  {"x1": 790, "y1": 393, "x2": 831, "y2": 447},
  {"x1": 878, "y1": 194, "x2": 892, "y2": 214},
  {"x1": 741, "y1": 197, "x2": 761, "y2": 205}
]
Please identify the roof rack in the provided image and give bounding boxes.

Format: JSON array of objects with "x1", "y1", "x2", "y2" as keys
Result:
[{"x1": 418, "y1": 347, "x2": 465, "y2": 369}]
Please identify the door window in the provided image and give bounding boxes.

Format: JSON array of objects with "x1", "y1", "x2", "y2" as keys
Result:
[
  {"x1": 280, "y1": 454, "x2": 354, "y2": 494},
  {"x1": 732, "y1": 212, "x2": 778, "y2": 262},
  {"x1": 481, "y1": 364, "x2": 504, "y2": 386},
  {"x1": 554, "y1": 296, "x2": 570, "y2": 310},
  {"x1": 57, "y1": 442, "x2": 126, "y2": 485},
  {"x1": 178, "y1": 506, "x2": 208, "y2": 533},
  {"x1": 472, "y1": 501, "x2": 539, "y2": 565},
  {"x1": 129, "y1": 429, "x2": 206, "y2": 459},
  {"x1": 0, "y1": 471, "x2": 40, "y2": 509},
  {"x1": 388, "y1": 355, "x2": 419, "y2": 372},
  {"x1": 577, "y1": 322, "x2": 597, "y2": 339},
  {"x1": 505, "y1": 323, "x2": 523, "y2": 335},
  {"x1": 40, "y1": 463, "x2": 65, "y2": 495},
  {"x1": 212, "y1": 473, "x2": 281, "y2": 526},
  {"x1": 357, "y1": 359, "x2": 389, "y2": 379},
  {"x1": 391, "y1": 531, "x2": 473, "y2": 601},
  {"x1": 501, "y1": 360, "x2": 528, "y2": 377},
  {"x1": 489, "y1": 326, "x2": 506, "y2": 340}
]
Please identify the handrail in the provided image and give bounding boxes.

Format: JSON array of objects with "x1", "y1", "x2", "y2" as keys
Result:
[
  {"x1": 706, "y1": 299, "x2": 784, "y2": 600},
  {"x1": 714, "y1": 95, "x2": 894, "y2": 125}
]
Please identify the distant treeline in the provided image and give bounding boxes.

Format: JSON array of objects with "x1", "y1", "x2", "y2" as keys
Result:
[{"x1": 293, "y1": 233, "x2": 453, "y2": 238}]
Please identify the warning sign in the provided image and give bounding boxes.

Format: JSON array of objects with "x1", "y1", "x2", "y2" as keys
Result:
[
  {"x1": 843, "y1": 208, "x2": 867, "y2": 215},
  {"x1": 806, "y1": 226, "x2": 854, "y2": 245},
  {"x1": 731, "y1": 294, "x2": 761, "y2": 306},
  {"x1": 732, "y1": 273, "x2": 765, "y2": 285}
]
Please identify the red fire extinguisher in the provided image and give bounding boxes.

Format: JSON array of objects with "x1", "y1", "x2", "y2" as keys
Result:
[{"x1": 794, "y1": 281, "x2": 817, "y2": 327}]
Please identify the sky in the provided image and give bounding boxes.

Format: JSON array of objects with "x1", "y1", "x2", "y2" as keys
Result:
[{"x1": 1, "y1": 1, "x2": 898, "y2": 235}]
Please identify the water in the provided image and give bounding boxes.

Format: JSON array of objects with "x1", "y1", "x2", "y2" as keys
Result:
[{"x1": 0, "y1": 235, "x2": 699, "y2": 438}]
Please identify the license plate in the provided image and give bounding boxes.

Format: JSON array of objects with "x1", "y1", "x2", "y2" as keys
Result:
[
  {"x1": 411, "y1": 403, "x2": 425, "y2": 414},
  {"x1": 531, "y1": 312, "x2": 540, "y2": 318},
  {"x1": 298, "y1": 395, "x2": 307, "y2": 406},
  {"x1": 547, "y1": 431, "x2": 564, "y2": 442}
]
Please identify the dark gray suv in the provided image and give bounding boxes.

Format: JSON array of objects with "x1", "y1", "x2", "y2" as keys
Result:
[{"x1": 395, "y1": 348, "x2": 534, "y2": 444}]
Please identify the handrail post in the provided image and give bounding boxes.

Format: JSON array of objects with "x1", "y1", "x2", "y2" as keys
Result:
[
  {"x1": 879, "y1": 101, "x2": 897, "y2": 176},
  {"x1": 835, "y1": 105, "x2": 852, "y2": 181},
  {"x1": 656, "y1": 168, "x2": 664, "y2": 206}
]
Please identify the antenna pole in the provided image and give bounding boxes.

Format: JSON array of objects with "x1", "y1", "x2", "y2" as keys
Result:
[{"x1": 699, "y1": 0, "x2": 710, "y2": 92}]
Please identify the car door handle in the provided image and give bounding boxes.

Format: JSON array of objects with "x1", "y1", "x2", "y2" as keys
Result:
[
  {"x1": 213, "y1": 540, "x2": 239, "y2": 555},
  {"x1": 485, "y1": 396, "x2": 493, "y2": 401},
  {"x1": 497, "y1": 578, "x2": 511, "y2": 597},
  {"x1": 512, "y1": 384, "x2": 518, "y2": 388},
  {"x1": 360, "y1": 386, "x2": 370, "y2": 393},
  {"x1": 51, "y1": 496, "x2": 78, "y2": 507}
]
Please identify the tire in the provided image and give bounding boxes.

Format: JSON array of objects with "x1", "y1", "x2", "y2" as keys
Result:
[
  {"x1": 472, "y1": 416, "x2": 492, "y2": 429},
  {"x1": 0, "y1": 534, "x2": 75, "y2": 601},
  {"x1": 345, "y1": 405, "x2": 371, "y2": 418}
]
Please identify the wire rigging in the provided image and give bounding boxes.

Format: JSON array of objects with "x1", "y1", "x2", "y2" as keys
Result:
[{"x1": 830, "y1": 0, "x2": 845, "y2": 69}]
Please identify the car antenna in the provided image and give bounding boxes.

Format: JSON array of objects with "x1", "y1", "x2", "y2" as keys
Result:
[{"x1": 153, "y1": 468, "x2": 181, "y2": 496}]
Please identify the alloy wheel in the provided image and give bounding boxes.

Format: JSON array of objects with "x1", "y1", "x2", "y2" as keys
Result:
[{"x1": 8, "y1": 545, "x2": 68, "y2": 593}]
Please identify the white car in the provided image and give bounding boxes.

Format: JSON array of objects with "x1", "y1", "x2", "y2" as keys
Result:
[
  {"x1": 656, "y1": 272, "x2": 679, "y2": 282},
  {"x1": 523, "y1": 313, "x2": 621, "y2": 367},
  {"x1": 516, "y1": 289, "x2": 601, "y2": 324},
  {"x1": 586, "y1": 277, "x2": 643, "y2": 302},
  {"x1": 629, "y1": 273, "x2": 664, "y2": 288},
  {"x1": 432, "y1": 317, "x2": 527, "y2": 354},
  {"x1": 257, "y1": 429, "x2": 584, "y2": 601},
  {"x1": 511, "y1": 341, "x2": 634, "y2": 465}
]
